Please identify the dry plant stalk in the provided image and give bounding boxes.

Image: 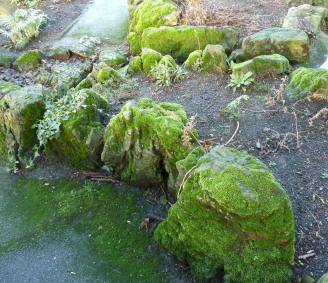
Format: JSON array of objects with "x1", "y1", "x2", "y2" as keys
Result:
[
  {"x1": 307, "y1": 92, "x2": 328, "y2": 103},
  {"x1": 180, "y1": 0, "x2": 214, "y2": 26},
  {"x1": 309, "y1": 108, "x2": 328, "y2": 126},
  {"x1": 182, "y1": 115, "x2": 197, "y2": 147},
  {"x1": 265, "y1": 76, "x2": 287, "y2": 107}
]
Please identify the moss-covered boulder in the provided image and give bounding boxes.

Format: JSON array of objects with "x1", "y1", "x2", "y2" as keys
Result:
[
  {"x1": 128, "y1": 56, "x2": 143, "y2": 73},
  {"x1": 0, "y1": 49, "x2": 18, "y2": 67},
  {"x1": 155, "y1": 146, "x2": 295, "y2": 282},
  {"x1": 47, "y1": 46, "x2": 71, "y2": 60},
  {"x1": 101, "y1": 98, "x2": 197, "y2": 195},
  {"x1": 184, "y1": 50, "x2": 202, "y2": 70},
  {"x1": 228, "y1": 48, "x2": 248, "y2": 64},
  {"x1": 128, "y1": 0, "x2": 180, "y2": 54},
  {"x1": 231, "y1": 54, "x2": 291, "y2": 77},
  {"x1": 141, "y1": 48, "x2": 163, "y2": 73},
  {"x1": 282, "y1": 4, "x2": 328, "y2": 33},
  {"x1": 287, "y1": 67, "x2": 328, "y2": 98},
  {"x1": 141, "y1": 25, "x2": 239, "y2": 62},
  {"x1": 242, "y1": 28, "x2": 309, "y2": 64},
  {"x1": 46, "y1": 89, "x2": 108, "y2": 170},
  {"x1": 201, "y1": 44, "x2": 227, "y2": 75},
  {"x1": 0, "y1": 84, "x2": 45, "y2": 165},
  {"x1": 99, "y1": 50, "x2": 128, "y2": 68},
  {"x1": 13, "y1": 50, "x2": 43, "y2": 72},
  {"x1": 36, "y1": 62, "x2": 92, "y2": 89}
]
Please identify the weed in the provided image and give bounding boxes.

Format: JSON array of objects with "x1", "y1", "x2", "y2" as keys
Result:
[
  {"x1": 221, "y1": 95, "x2": 250, "y2": 118},
  {"x1": 322, "y1": 172, "x2": 328, "y2": 179},
  {"x1": 151, "y1": 57, "x2": 185, "y2": 87},
  {"x1": 268, "y1": 161, "x2": 277, "y2": 167},
  {"x1": 0, "y1": 9, "x2": 47, "y2": 49},
  {"x1": 265, "y1": 76, "x2": 287, "y2": 106},
  {"x1": 227, "y1": 72, "x2": 254, "y2": 93}
]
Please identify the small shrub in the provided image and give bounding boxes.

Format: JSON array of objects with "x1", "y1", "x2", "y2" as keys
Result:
[
  {"x1": 222, "y1": 95, "x2": 250, "y2": 118},
  {"x1": 0, "y1": 9, "x2": 47, "y2": 49},
  {"x1": 227, "y1": 71, "x2": 254, "y2": 93}
]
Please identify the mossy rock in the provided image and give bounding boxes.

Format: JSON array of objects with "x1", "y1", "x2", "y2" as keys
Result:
[
  {"x1": 99, "y1": 50, "x2": 128, "y2": 68},
  {"x1": 128, "y1": 0, "x2": 180, "y2": 54},
  {"x1": 242, "y1": 28, "x2": 309, "y2": 64},
  {"x1": 184, "y1": 50, "x2": 202, "y2": 70},
  {"x1": 282, "y1": 4, "x2": 328, "y2": 32},
  {"x1": 36, "y1": 62, "x2": 92, "y2": 89},
  {"x1": 141, "y1": 25, "x2": 238, "y2": 63},
  {"x1": 47, "y1": 46, "x2": 71, "y2": 60},
  {"x1": 0, "y1": 49, "x2": 18, "y2": 67},
  {"x1": 317, "y1": 272, "x2": 328, "y2": 283},
  {"x1": 287, "y1": 67, "x2": 328, "y2": 99},
  {"x1": 201, "y1": 44, "x2": 227, "y2": 75},
  {"x1": 128, "y1": 56, "x2": 143, "y2": 73},
  {"x1": 13, "y1": 50, "x2": 43, "y2": 72},
  {"x1": 0, "y1": 84, "x2": 46, "y2": 165},
  {"x1": 47, "y1": 89, "x2": 108, "y2": 170},
  {"x1": 155, "y1": 146, "x2": 295, "y2": 282},
  {"x1": 228, "y1": 48, "x2": 247, "y2": 64},
  {"x1": 232, "y1": 54, "x2": 292, "y2": 77},
  {"x1": 141, "y1": 48, "x2": 163, "y2": 74},
  {"x1": 101, "y1": 98, "x2": 197, "y2": 195}
]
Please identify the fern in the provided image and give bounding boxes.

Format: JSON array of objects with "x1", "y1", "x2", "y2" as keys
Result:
[{"x1": 0, "y1": 9, "x2": 47, "y2": 49}]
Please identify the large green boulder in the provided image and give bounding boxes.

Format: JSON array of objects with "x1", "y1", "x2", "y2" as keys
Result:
[
  {"x1": 242, "y1": 28, "x2": 309, "y2": 64},
  {"x1": 101, "y1": 98, "x2": 197, "y2": 195},
  {"x1": 141, "y1": 48, "x2": 163, "y2": 73},
  {"x1": 231, "y1": 54, "x2": 291, "y2": 77},
  {"x1": 288, "y1": 67, "x2": 328, "y2": 99},
  {"x1": 155, "y1": 146, "x2": 295, "y2": 282},
  {"x1": 13, "y1": 50, "x2": 43, "y2": 72},
  {"x1": 0, "y1": 84, "x2": 45, "y2": 165},
  {"x1": 46, "y1": 89, "x2": 108, "y2": 170},
  {"x1": 282, "y1": 4, "x2": 328, "y2": 33},
  {"x1": 141, "y1": 25, "x2": 239, "y2": 62},
  {"x1": 201, "y1": 44, "x2": 227, "y2": 75},
  {"x1": 128, "y1": 0, "x2": 180, "y2": 54}
]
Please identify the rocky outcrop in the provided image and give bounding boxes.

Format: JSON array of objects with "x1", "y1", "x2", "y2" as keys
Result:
[
  {"x1": 282, "y1": 4, "x2": 328, "y2": 33},
  {"x1": 155, "y1": 146, "x2": 295, "y2": 282},
  {"x1": 101, "y1": 98, "x2": 197, "y2": 195},
  {"x1": 242, "y1": 28, "x2": 309, "y2": 64},
  {"x1": 231, "y1": 54, "x2": 292, "y2": 77},
  {"x1": 128, "y1": 0, "x2": 180, "y2": 54},
  {"x1": 46, "y1": 89, "x2": 108, "y2": 170},
  {"x1": 288, "y1": 67, "x2": 328, "y2": 98},
  {"x1": 0, "y1": 84, "x2": 46, "y2": 165},
  {"x1": 141, "y1": 25, "x2": 238, "y2": 62}
]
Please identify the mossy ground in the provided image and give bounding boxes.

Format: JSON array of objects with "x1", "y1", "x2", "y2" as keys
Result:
[{"x1": 0, "y1": 176, "x2": 165, "y2": 282}]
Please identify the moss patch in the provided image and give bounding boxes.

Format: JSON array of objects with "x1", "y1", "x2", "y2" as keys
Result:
[
  {"x1": 0, "y1": 177, "x2": 165, "y2": 282},
  {"x1": 13, "y1": 50, "x2": 42, "y2": 72},
  {"x1": 155, "y1": 146, "x2": 295, "y2": 282},
  {"x1": 288, "y1": 67, "x2": 328, "y2": 99}
]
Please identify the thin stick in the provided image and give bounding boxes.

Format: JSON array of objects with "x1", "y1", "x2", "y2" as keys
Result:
[
  {"x1": 293, "y1": 112, "x2": 300, "y2": 149},
  {"x1": 178, "y1": 165, "x2": 197, "y2": 199},
  {"x1": 222, "y1": 121, "x2": 240, "y2": 147}
]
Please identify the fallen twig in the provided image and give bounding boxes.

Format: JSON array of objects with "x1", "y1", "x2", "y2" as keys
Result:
[
  {"x1": 222, "y1": 121, "x2": 240, "y2": 147},
  {"x1": 298, "y1": 252, "x2": 316, "y2": 260}
]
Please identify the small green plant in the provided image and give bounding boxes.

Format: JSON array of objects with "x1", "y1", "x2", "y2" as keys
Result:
[
  {"x1": 10, "y1": 0, "x2": 41, "y2": 7},
  {"x1": 0, "y1": 9, "x2": 47, "y2": 49},
  {"x1": 227, "y1": 71, "x2": 254, "y2": 93},
  {"x1": 322, "y1": 172, "x2": 328, "y2": 179},
  {"x1": 151, "y1": 57, "x2": 185, "y2": 87},
  {"x1": 222, "y1": 95, "x2": 250, "y2": 118},
  {"x1": 268, "y1": 161, "x2": 277, "y2": 167}
]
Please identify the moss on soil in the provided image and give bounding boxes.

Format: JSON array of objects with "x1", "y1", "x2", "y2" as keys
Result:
[{"x1": 0, "y1": 177, "x2": 165, "y2": 282}]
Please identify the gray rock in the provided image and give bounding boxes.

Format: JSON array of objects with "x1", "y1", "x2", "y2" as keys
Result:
[{"x1": 99, "y1": 50, "x2": 128, "y2": 67}]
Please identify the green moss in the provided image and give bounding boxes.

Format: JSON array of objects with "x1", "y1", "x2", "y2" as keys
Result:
[
  {"x1": 184, "y1": 50, "x2": 202, "y2": 70},
  {"x1": 0, "y1": 51, "x2": 17, "y2": 67},
  {"x1": 99, "y1": 50, "x2": 128, "y2": 68},
  {"x1": 0, "y1": 80, "x2": 21, "y2": 96},
  {"x1": 73, "y1": 77, "x2": 93, "y2": 90},
  {"x1": 101, "y1": 98, "x2": 196, "y2": 195},
  {"x1": 232, "y1": 54, "x2": 291, "y2": 77},
  {"x1": 141, "y1": 48, "x2": 163, "y2": 74},
  {"x1": 47, "y1": 46, "x2": 70, "y2": 60},
  {"x1": 13, "y1": 50, "x2": 42, "y2": 72},
  {"x1": 0, "y1": 129, "x2": 7, "y2": 163},
  {"x1": 202, "y1": 44, "x2": 227, "y2": 74},
  {"x1": 288, "y1": 67, "x2": 328, "y2": 98},
  {"x1": 128, "y1": 56, "x2": 143, "y2": 73},
  {"x1": 0, "y1": 177, "x2": 165, "y2": 282},
  {"x1": 141, "y1": 26, "x2": 238, "y2": 62},
  {"x1": 48, "y1": 90, "x2": 108, "y2": 170},
  {"x1": 128, "y1": 0, "x2": 179, "y2": 55},
  {"x1": 155, "y1": 146, "x2": 295, "y2": 282}
]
